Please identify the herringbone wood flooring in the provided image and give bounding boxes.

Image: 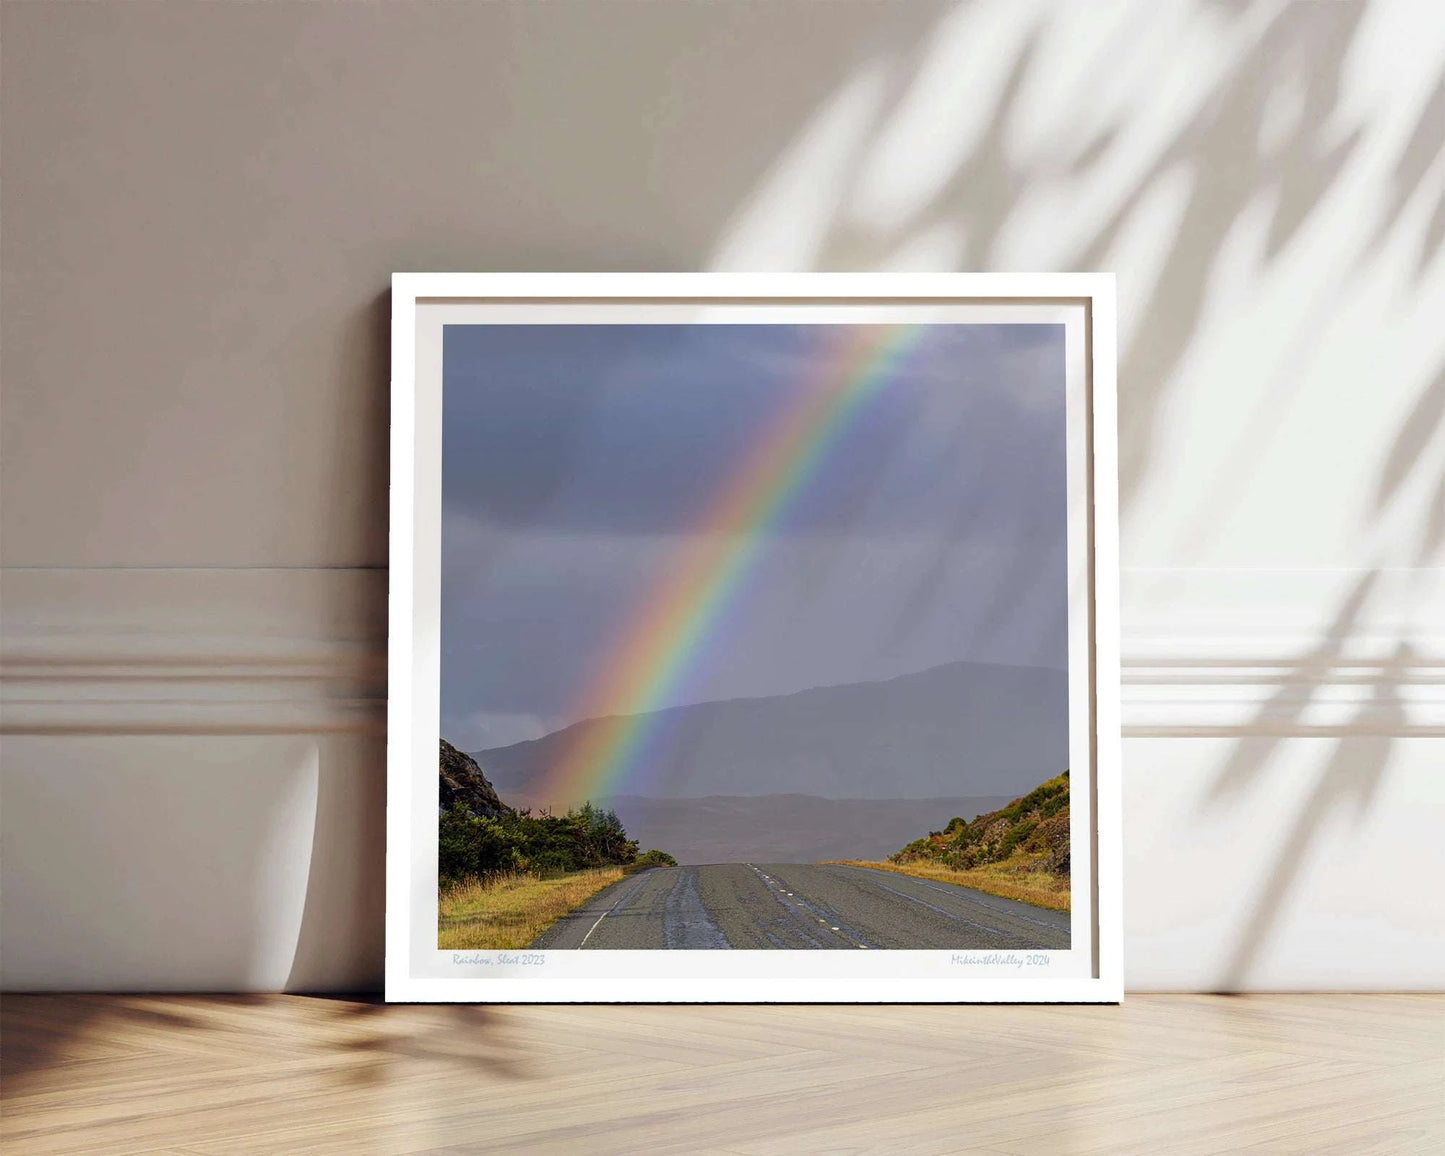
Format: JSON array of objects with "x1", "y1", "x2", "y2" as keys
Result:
[{"x1": 2, "y1": 994, "x2": 1441, "y2": 1153}]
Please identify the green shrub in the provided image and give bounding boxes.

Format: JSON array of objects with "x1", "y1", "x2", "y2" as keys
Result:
[
  {"x1": 438, "y1": 799, "x2": 642, "y2": 884},
  {"x1": 630, "y1": 848, "x2": 678, "y2": 870},
  {"x1": 997, "y1": 818, "x2": 1038, "y2": 860}
]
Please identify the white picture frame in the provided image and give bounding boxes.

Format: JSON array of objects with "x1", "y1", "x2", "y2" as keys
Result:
[{"x1": 386, "y1": 273, "x2": 1120, "y2": 1003}]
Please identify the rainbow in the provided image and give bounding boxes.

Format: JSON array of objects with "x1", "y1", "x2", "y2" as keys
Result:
[{"x1": 537, "y1": 323, "x2": 925, "y2": 807}]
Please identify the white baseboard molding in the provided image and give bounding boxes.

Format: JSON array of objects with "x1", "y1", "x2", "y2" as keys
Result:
[{"x1": 1, "y1": 568, "x2": 387, "y2": 734}]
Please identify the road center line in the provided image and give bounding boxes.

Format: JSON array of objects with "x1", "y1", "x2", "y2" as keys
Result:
[{"x1": 751, "y1": 864, "x2": 880, "y2": 949}]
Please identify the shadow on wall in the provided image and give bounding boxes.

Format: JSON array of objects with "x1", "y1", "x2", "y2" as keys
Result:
[
  {"x1": 706, "y1": 0, "x2": 1445, "y2": 988},
  {"x1": 708, "y1": 0, "x2": 1441, "y2": 505},
  {"x1": 1201, "y1": 364, "x2": 1443, "y2": 987}
]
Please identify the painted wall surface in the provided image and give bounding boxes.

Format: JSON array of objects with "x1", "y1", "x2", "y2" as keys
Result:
[{"x1": 2, "y1": 0, "x2": 1441, "y2": 991}]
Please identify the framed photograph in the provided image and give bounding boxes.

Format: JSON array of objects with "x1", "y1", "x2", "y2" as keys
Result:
[{"x1": 386, "y1": 273, "x2": 1120, "y2": 1002}]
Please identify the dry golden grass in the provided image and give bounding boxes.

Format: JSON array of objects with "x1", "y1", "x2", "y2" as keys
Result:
[
  {"x1": 438, "y1": 867, "x2": 626, "y2": 950},
  {"x1": 828, "y1": 858, "x2": 1070, "y2": 913}
]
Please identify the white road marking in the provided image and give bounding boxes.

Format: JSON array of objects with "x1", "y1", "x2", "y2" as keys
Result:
[
  {"x1": 579, "y1": 876, "x2": 645, "y2": 948},
  {"x1": 579, "y1": 908, "x2": 611, "y2": 947},
  {"x1": 749, "y1": 862, "x2": 882, "y2": 950}
]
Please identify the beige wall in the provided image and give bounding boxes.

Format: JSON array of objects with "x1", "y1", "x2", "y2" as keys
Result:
[{"x1": 3, "y1": 0, "x2": 1441, "y2": 990}]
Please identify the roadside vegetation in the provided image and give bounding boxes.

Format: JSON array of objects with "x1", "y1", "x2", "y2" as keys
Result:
[
  {"x1": 437, "y1": 739, "x2": 676, "y2": 947},
  {"x1": 829, "y1": 857, "x2": 1069, "y2": 912},
  {"x1": 831, "y1": 771, "x2": 1071, "y2": 913},
  {"x1": 439, "y1": 867, "x2": 628, "y2": 950},
  {"x1": 440, "y1": 799, "x2": 643, "y2": 881}
]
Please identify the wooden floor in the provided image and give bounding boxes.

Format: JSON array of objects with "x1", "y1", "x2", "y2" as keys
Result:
[{"x1": 1, "y1": 995, "x2": 1441, "y2": 1154}]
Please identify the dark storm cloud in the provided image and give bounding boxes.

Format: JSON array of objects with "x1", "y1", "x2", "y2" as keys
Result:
[{"x1": 442, "y1": 324, "x2": 1063, "y2": 538}]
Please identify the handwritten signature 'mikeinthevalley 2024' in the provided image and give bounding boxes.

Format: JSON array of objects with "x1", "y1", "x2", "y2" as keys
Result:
[{"x1": 951, "y1": 953, "x2": 1051, "y2": 968}]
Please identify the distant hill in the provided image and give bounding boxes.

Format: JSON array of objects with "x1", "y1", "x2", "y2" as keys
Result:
[
  {"x1": 473, "y1": 660, "x2": 1068, "y2": 803},
  {"x1": 604, "y1": 794, "x2": 1014, "y2": 865}
]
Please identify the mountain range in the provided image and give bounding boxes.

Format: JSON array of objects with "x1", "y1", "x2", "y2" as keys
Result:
[{"x1": 472, "y1": 659, "x2": 1068, "y2": 805}]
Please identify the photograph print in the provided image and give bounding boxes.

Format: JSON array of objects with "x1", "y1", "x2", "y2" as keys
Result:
[{"x1": 434, "y1": 314, "x2": 1078, "y2": 957}]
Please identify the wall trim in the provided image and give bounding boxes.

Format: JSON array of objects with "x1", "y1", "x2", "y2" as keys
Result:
[
  {"x1": 4, "y1": 565, "x2": 1441, "y2": 736},
  {"x1": 1, "y1": 567, "x2": 387, "y2": 735}
]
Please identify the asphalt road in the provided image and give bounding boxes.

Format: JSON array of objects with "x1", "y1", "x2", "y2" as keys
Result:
[{"x1": 528, "y1": 863, "x2": 1069, "y2": 950}]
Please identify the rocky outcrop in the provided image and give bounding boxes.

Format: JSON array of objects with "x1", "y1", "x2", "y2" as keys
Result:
[{"x1": 439, "y1": 739, "x2": 510, "y2": 818}]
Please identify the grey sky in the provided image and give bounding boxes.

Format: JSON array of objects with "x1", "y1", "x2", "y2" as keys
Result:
[{"x1": 441, "y1": 323, "x2": 1068, "y2": 752}]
